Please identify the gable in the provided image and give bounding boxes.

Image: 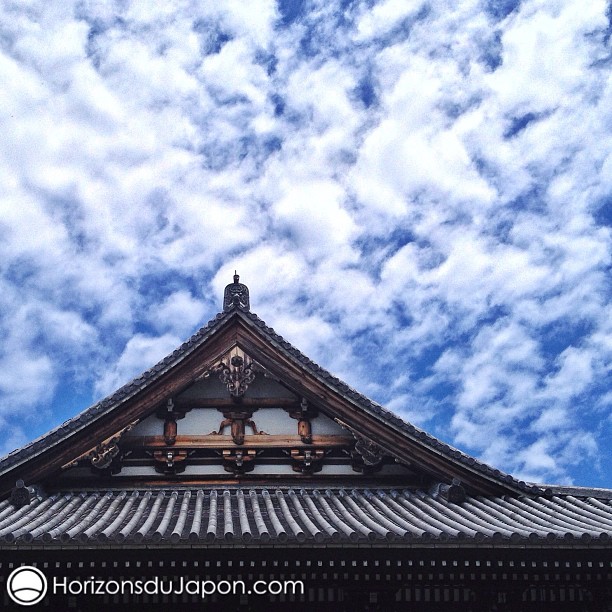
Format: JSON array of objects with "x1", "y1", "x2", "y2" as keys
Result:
[
  {"x1": 0, "y1": 278, "x2": 535, "y2": 498},
  {"x1": 46, "y1": 344, "x2": 420, "y2": 489}
]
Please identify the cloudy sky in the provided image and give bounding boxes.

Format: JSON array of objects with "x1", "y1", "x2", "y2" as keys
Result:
[{"x1": 0, "y1": 0, "x2": 610, "y2": 487}]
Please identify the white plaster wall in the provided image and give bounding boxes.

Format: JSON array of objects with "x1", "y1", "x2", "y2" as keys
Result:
[
  {"x1": 126, "y1": 407, "x2": 347, "y2": 438},
  {"x1": 125, "y1": 415, "x2": 163, "y2": 437},
  {"x1": 178, "y1": 376, "x2": 227, "y2": 399},
  {"x1": 248, "y1": 408, "x2": 295, "y2": 434},
  {"x1": 177, "y1": 371, "x2": 296, "y2": 401},
  {"x1": 311, "y1": 412, "x2": 345, "y2": 435},
  {"x1": 180, "y1": 408, "x2": 223, "y2": 434},
  {"x1": 243, "y1": 375, "x2": 295, "y2": 398}
]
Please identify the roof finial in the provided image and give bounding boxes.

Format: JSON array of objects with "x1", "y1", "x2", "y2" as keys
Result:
[{"x1": 223, "y1": 272, "x2": 250, "y2": 311}]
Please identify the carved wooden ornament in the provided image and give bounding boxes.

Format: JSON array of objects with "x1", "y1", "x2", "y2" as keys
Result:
[
  {"x1": 64, "y1": 422, "x2": 137, "y2": 472},
  {"x1": 216, "y1": 351, "x2": 256, "y2": 398}
]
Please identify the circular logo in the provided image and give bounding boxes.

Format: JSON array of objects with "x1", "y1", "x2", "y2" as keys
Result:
[{"x1": 6, "y1": 566, "x2": 48, "y2": 606}]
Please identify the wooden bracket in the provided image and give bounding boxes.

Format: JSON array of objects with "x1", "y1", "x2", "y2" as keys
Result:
[
  {"x1": 285, "y1": 398, "x2": 318, "y2": 444},
  {"x1": 287, "y1": 448, "x2": 327, "y2": 473},
  {"x1": 210, "y1": 411, "x2": 268, "y2": 445},
  {"x1": 221, "y1": 449, "x2": 258, "y2": 474},
  {"x1": 153, "y1": 449, "x2": 188, "y2": 474},
  {"x1": 155, "y1": 398, "x2": 188, "y2": 446}
]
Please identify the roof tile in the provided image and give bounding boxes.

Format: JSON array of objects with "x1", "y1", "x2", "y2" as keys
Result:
[{"x1": 2, "y1": 486, "x2": 609, "y2": 548}]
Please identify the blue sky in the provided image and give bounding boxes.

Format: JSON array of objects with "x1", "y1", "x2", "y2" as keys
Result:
[{"x1": 0, "y1": 0, "x2": 610, "y2": 487}]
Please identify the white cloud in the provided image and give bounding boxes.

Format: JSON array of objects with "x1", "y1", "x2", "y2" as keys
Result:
[
  {"x1": 0, "y1": 0, "x2": 610, "y2": 486},
  {"x1": 272, "y1": 180, "x2": 356, "y2": 260},
  {"x1": 0, "y1": 350, "x2": 55, "y2": 411},
  {"x1": 354, "y1": 0, "x2": 426, "y2": 41},
  {"x1": 94, "y1": 333, "x2": 181, "y2": 399},
  {"x1": 148, "y1": 291, "x2": 207, "y2": 338},
  {"x1": 485, "y1": 0, "x2": 607, "y2": 113},
  {"x1": 541, "y1": 347, "x2": 595, "y2": 404}
]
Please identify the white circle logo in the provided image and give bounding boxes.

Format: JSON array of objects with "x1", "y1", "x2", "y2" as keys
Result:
[{"x1": 6, "y1": 566, "x2": 48, "y2": 606}]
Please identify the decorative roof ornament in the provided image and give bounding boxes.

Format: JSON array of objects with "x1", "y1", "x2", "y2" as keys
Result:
[
  {"x1": 223, "y1": 272, "x2": 250, "y2": 311},
  {"x1": 216, "y1": 349, "x2": 256, "y2": 398},
  {"x1": 9, "y1": 480, "x2": 33, "y2": 509}
]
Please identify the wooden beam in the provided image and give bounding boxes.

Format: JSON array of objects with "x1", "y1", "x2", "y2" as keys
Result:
[
  {"x1": 123, "y1": 434, "x2": 353, "y2": 449},
  {"x1": 174, "y1": 397, "x2": 299, "y2": 409},
  {"x1": 45, "y1": 473, "x2": 420, "y2": 490}
]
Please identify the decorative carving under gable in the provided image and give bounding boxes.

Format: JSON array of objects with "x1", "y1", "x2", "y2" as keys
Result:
[
  {"x1": 91, "y1": 440, "x2": 120, "y2": 469},
  {"x1": 354, "y1": 435, "x2": 386, "y2": 467},
  {"x1": 64, "y1": 422, "x2": 137, "y2": 473},
  {"x1": 210, "y1": 410, "x2": 268, "y2": 445},
  {"x1": 214, "y1": 348, "x2": 256, "y2": 398},
  {"x1": 335, "y1": 418, "x2": 387, "y2": 473}
]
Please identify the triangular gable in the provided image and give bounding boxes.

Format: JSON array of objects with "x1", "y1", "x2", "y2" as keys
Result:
[{"x1": 0, "y1": 279, "x2": 539, "y2": 498}]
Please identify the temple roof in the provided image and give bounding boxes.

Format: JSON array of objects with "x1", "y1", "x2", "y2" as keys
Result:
[
  {"x1": 2, "y1": 276, "x2": 612, "y2": 550},
  {"x1": 0, "y1": 307, "x2": 536, "y2": 497},
  {"x1": 1, "y1": 486, "x2": 611, "y2": 548}
]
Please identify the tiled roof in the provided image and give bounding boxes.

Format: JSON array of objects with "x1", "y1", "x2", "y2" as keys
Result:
[{"x1": 1, "y1": 487, "x2": 611, "y2": 547}]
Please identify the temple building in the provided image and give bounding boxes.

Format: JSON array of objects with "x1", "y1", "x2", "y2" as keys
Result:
[{"x1": 0, "y1": 276, "x2": 611, "y2": 610}]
